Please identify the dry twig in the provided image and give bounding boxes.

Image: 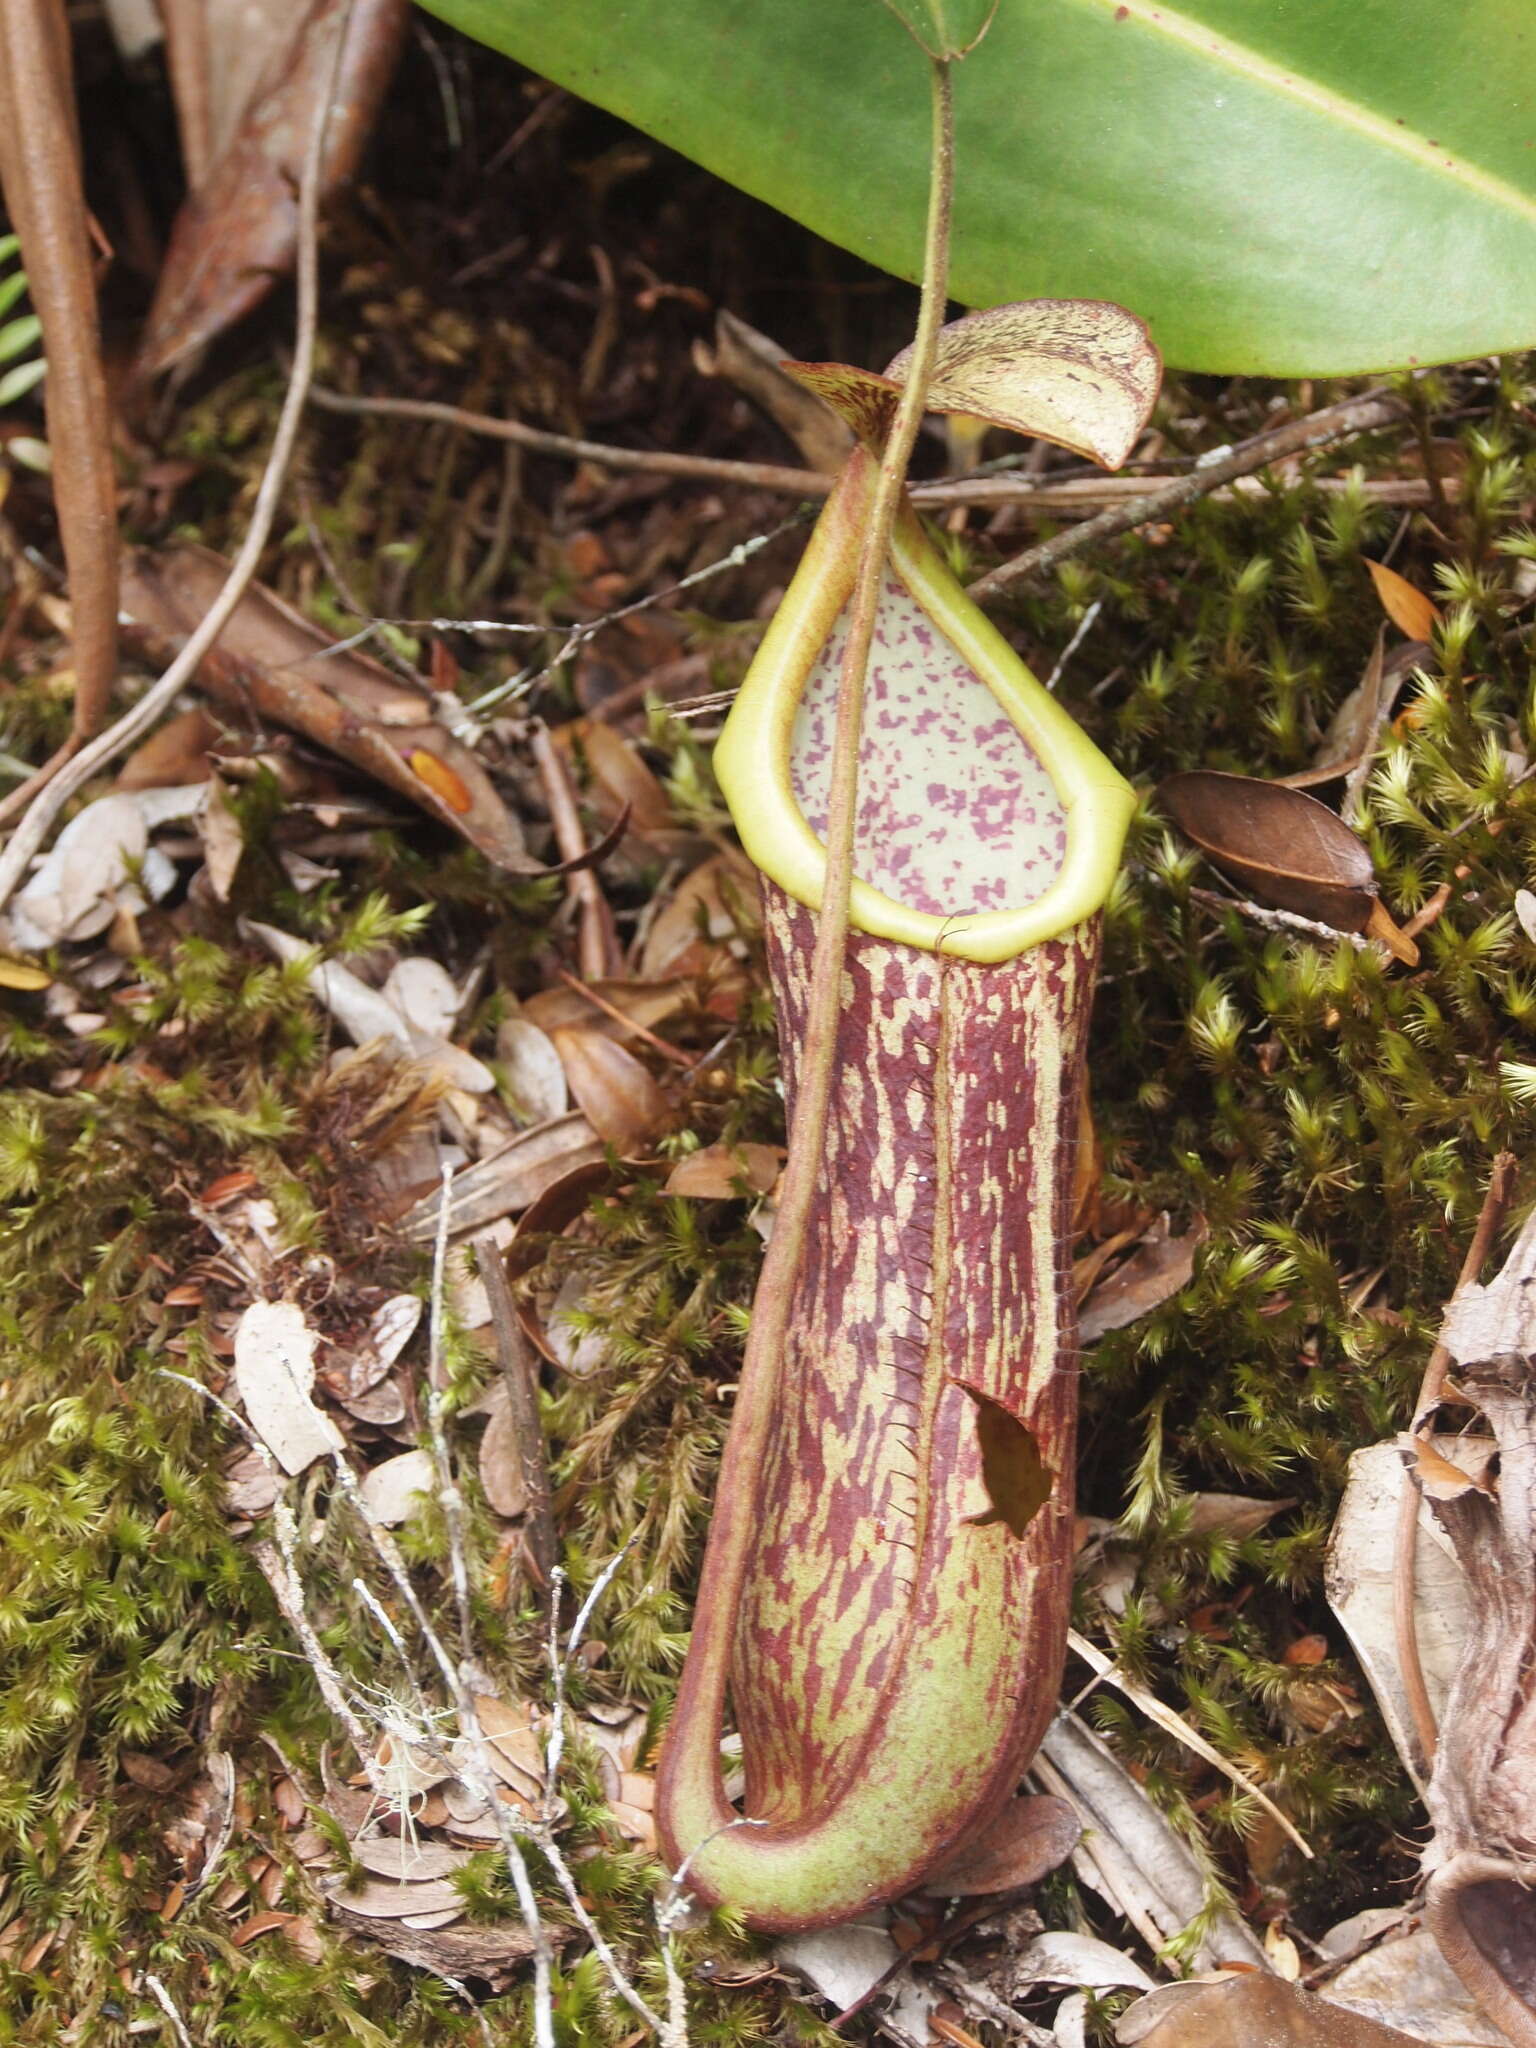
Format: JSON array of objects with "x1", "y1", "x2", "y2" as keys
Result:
[
  {"x1": 0, "y1": 0, "x2": 118, "y2": 751},
  {"x1": 966, "y1": 389, "x2": 1406, "y2": 600},
  {"x1": 0, "y1": 0, "x2": 347, "y2": 912},
  {"x1": 476, "y1": 1228, "x2": 557, "y2": 1589},
  {"x1": 529, "y1": 722, "x2": 620, "y2": 981}
]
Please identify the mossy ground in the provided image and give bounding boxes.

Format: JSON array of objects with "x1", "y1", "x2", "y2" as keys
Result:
[{"x1": 2, "y1": 32, "x2": 1534, "y2": 2045}]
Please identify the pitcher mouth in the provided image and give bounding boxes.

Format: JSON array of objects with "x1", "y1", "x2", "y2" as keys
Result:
[{"x1": 714, "y1": 455, "x2": 1135, "y2": 964}]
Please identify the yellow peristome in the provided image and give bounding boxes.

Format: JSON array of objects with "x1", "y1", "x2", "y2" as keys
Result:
[{"x1": 714, "y1": 453, "x2": 1135, "y2": 964}]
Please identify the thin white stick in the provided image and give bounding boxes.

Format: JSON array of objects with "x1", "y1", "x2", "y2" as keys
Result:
[
  {"x1": 0, "y1": 0, "x2": 349, "y2": 913},
  {"x1": 425, "y1": 1164, "x2": 478, "y2": 1673},
  {"x1": 144, "y1": 1973, "x2": 196, "y2": 2048},
  {"x1": 1067, "y1": 1628, "x2": 1312, "y2": 1859}
]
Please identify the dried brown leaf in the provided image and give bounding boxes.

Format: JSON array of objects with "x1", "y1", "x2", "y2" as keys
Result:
[
  {"x1": 476, "y1": 1377, "x2": 530, "y2": 1520},
  {"x1": 120, "y1": 547, "x2": 581, "y2": 876},
  {"x1": 663, "y1": 1142, "x2": 781, "y2": 1199},
  {"x1": 695, "y1": 309, "x2": 855, "y2": 474},
  {"x1": 1411, "y1": 1436, "x2": 1494, "y2": 1502},
  {"x1": 137, "y1": 0, "x2": 409, "y2": 377},
  {"x1": 1185, "y1": 1492, "x2": 1295, "y2": 1541},
  {"x1": 398, "y1": 1113, "x2": 605, "y2": 1242},
  {"x1": 523, "y1": 976, "x2": 689, "y2": 1042},
  {"x1": 954, "y1": 1383, "x2": 1054, "y2": 1539},
  {"x1": 921, "y1": 1794, "x2": 1079, "y2": 1896},
  {"x1": 549, "y1": 1028, "x2": 668, "y2": 1153},
  {"x1": 1079, "y1": 1219, "x2": 1204, "y2": 1344},
  {"x1": 1367, "y1": 559, "x2": 1441, "y2": 643},
  {"x1": 116, "y1": 706, "x2": 223, "y2": 789},
  {"x1": 1117, "y1": 1973, "x2": 1430, "y2": 2047},
  {"x1": 566, "y1": 720, "x2": 673, "y2": 837},
  {"x1": 1160, "y1": 770, "x2": 1419, "y2": 963},
  {"x1": 639, "y1": 849, "x2": 759, "y2": 979}
]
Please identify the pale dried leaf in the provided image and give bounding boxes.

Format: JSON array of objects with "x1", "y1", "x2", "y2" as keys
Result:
[
  {"x1": 399, "y1": 1112, "x2": 605, "y2": 1241},
  {"x1": 546, "y1": 1272, "x2": 612, "y2": 1379},
  {"x1": 247, "y1": 922, "x2": 494, "y2": 1091},
  {"x1": 1516, "y1": 889, "x2": 1536, "y2": 946},
  {"x1": 351, "y1": 1836, "x2": 472, "y2": 1883},
  {"x1": 775, "y1": 1921, "x2": 901, "y2": 2009},
  {"x1": 11, "y1": 794, "x2": 171, "y2": 950},
  {"x1": 1438, "y1": 1208, "x2": 1536, "y2": 1363},
  {"x1": 1037, "y1": 1714, "x2": 1266, "y2": 1971},
  {"x1": 323, "y1": 1874, "x2": 466, "y2": 1920},
  {"x1": 1266, "y1": 1920, "x2": 1302, "y2": 1980},
  {"x1": 496, "y1": 1016, "x2": 568, "y2": 1124},
  {"x1": 383, "y1": 957, "x2": 459, "y2": 1040},
  {"x1": 887, "y1": 300, "x2": 1161, "y2": 468},
  {"x1": 358, "y1": 1449, "x2": 434, "y2": 1527},
  {"x1": 197, "y1": 775, "x2": 244, "y2": 901},
  {"x1": 233, "y1": 1300, "x2": 342, "y2": 1475},
  {"x1": 1325, "y1": 1439, "x2": 1481, "y2": 1791},
  {"x1": 365, "y1": 1293, "x2": 423, "y2": 1376},
  {"x1": 1013, "y1": 1931, "x2": 1153, "y2": 1993},
  {"x1": 1323, "y1": 1925, "x2": 1510, "y2": 2045}
]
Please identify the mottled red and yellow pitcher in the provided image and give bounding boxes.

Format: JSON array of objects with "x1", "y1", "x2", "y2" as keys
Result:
[{"x1": 658, "y1": 304, "x2": 1153, "y2": 1932}]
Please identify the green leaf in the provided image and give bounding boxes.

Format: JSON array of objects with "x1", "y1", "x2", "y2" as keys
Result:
[
  {"x1": 0, "y1": 358, "x2": 46, "y2": 408},
  {"x1": 0, "y1": 314, "x2": 42, "y2": 367},
  {"x1": 417, "y1": 0, "x2": 1536, "y2": 374},
  {"x1": 0, "y1": 270, "x2": 29, "y2": 323}
]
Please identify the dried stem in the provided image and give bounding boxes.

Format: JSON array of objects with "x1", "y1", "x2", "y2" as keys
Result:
[
  {"x1": 1393, "y1": 1151, "x2": 1518, "y2": 1769},
  {"x1": 310, "y1": 382, "x2": 826, "y2": 495},
  {"x1": 0, "y1": 0, "x2": 118, "y2": 741},
  {"x1": 529, "y1": 722, "x2": 619, "y2": 981},
  {"x1": 966, "y1": 389, "x2": 1406, "y2": 600},
  {"x1": 475, "y1": 1229, "x2": 557, "y2": 1589},
  {"x1": 0, "y1": 0, "x2": 350, "y2": 915}
]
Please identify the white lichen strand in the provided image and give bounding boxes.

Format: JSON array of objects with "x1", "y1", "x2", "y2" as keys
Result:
[{"x1": 790, "y1": 570, "x2": 1068, "y2": 917}]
